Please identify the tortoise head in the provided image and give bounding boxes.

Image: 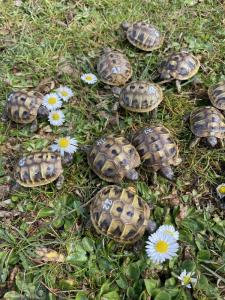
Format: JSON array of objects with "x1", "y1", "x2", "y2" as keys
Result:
[
  {"x1": 126, "y1": 169, "x2": 139, "y2": 181},
  {"x1": 160, "y1": 165, "x2": 175, "y2": 181},
  {"x1": 207, "y1": 136, "x2": 218, "y2": 147},
  {"x1": 121, "y1": 21, "x2": 131, "y2": 31}
]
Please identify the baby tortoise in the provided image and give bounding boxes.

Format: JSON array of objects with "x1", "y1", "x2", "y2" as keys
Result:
[
  {"x1": 97, "y1": 48, "x2": 132, "y2": 86},
  {"x1": 112, "y1": 81, "x2": 163, "y2": 118},
  {"x1": 132, "y1": 126, "x2": 181, "y2": 181},
  {"x1": 15, "y1": 151, "x2": 73, "y2": 190},
  {"x1": 121, "y1": 21, "x2": 163, "y2": 51},
  {"x1": 3, "y1": 91, "x2": 48, "y2": 132},
  {"x1": 187, "y1": 106, "x2": 225, "y2": 148},
  {"x1": 90, "y1": 185, "x2": 154, "y2": 244},
  {"x1": 87, "y1": 135, "x2": 140, "y2": 183},
  {"x1": 159, "y1": 51, "x2": 200, "y2": 92},
  {"x1": 208, "y1": 81, "x2": 225, "y2": 111}
]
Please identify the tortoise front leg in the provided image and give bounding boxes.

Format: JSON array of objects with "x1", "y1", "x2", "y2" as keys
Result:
[
  {"x1": 150, "y1": 107, "x2": 157, "y2": 119},
  {"x1": 56, "y1": 175, "x2": 64, "y2": 190},
  {"x1": 176, "y1": 80, "x2": 181, "y2": 93},
  {"x1": 189, "y1": 137, "x2": 201, "y2": 148},
  {"x1": 1, "y1": 108, "x2": 9, "y2": 122},
  {"x1": 30, "y1": 119, "x2": 38, "y2": 133},
  {"x1": 219, "y1": 139, "x2": 224, "y2": 148}
]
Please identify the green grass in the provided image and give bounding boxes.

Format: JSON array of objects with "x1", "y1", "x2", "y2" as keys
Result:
[{"x1": 1, "y1": 0, "x2": 225, "y2": 299}]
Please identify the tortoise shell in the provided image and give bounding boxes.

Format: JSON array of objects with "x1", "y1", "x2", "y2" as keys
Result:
[
  {"x1": 90, "y1": 185, "x2": 151, "y2": 244},
  {"x1": 87, "y1": 136, "x2": 140, "y2": 183},
  {"x1": 208, "y1": 81, "x2": 225, "y2": 110},
  {"x1": 119, "y1": 81, "x2": 163, "y2": 112},
  {"x1": 15, "y1": 152, "x2": 63, "y2": 187},
  {"x1": 160, "y1": 51, "x2": 200, "y2": 81},
  {"x1": 97, "y1": 48, "x2": 132, "y2": 86},
  {"x1": 132, "y1": 126, "x2": 181, "y2": 171},
  {"x1": 6, "y1": 91, "x2": 42, "y2": 124},
  {"x1": 190, "y1": 106, "x2": 225, "y2": 138},
  {"x1": 125, "y1": 21, "x2": 163, "y2": 51}
]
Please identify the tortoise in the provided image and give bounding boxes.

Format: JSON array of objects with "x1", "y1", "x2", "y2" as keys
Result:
[
  {"x1": 90, "y1": 185, "x2": 154, "y2": 244},
  {"x1": 112, "y1": 81, "x2": 163, "y2": 117},
  {"x1": 15, "y1": 151, "x2": 73, "y2": 190},
  {"x1": 132, "y1": 126, "x2": 182, "y2": 181},
  {"x1": 208, "y1": 81, "x2": 225, "y2": 111},
  {"x1": 121, "y1": 21, "x2": 163, "y2": 51},
  {"x1": 2, "y1": 91, "x2": 48, "y2": 132},
  {"x1": 187, "y1": 106, "x2": 225, "y2": 148},
  {"x1": 97, "y1": 48, "x2": 132, "y2": 86},
  {"x1": 159, "y1": 51, "x2": 200, "y2": 92},
  {"x1": 87, "y1": 135, "x2": 141, "y2": 183}
]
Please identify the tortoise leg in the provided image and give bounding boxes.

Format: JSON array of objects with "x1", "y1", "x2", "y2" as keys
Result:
[
  {"x1": 219, "y1": 139, "x2": 225, "y2": 148},
  {"x1": 176, "y1": 80, "x2": 181, "y2": 93},
  {"x1": 160, "y1": 165, "x2": 174, "y2": 181},
  {"x1": 1, "y1": 108, "x2": 9, "y2": 122},
  {"x1": 56, "y1": 175, "x2": 64, "y2": 190},
  {"x1": 150, "y1": 171, "x2": 158, "y2": 185},
  {"x1": 30, "y1": 119, "x2": 38, "y2": 133},
  {"x1": 146, "y1": 220, "x2": 157, "y2": 234},
  {"x1": 150, "y1": 108, "x2": 157, "y2": 119},
  {"x1": 61, "y1": 152, "x2": 73, "y2": 166},
  {"x1": 183, "y1": 112, "x2": 191, "y2": 123},
  {"x1": 126, "y1": 169, "x2": 139, "y2": 181},
  {"x1": 11, "y1": 182, "x2": 21, "y2": 193},
  {"x1": 189, "y1": 137, "x2": 201, "y2": 148}
]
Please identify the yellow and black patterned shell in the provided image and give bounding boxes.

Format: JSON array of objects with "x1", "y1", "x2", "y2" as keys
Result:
[
  {"x1": 6, "y1": 91, "x2": 42, "y2": 124},
  {"x1": 208, "y1": 81, "x2": 225, "y2": 110},
  {"x1": 125, "y1": 22, "x2": 163, "y2": 51},
  {"x1": 190, "y1": 106, "x2": 225, "y2": 138},
  {"x1": 15, "y1": 152, "x2": 63, "y2": 187},
  {"x1": 160, "y1": 52, "x2": 200, "y2": 81},
  {"x1": 97, "y1": 49, "x2": 132, "y2": 86},
  {"x1": 132, "y1": 126, "x2": 181, "y2": 170},
  {"x1": 90, "y1": 185, "x2": 151, "y2": 244},
  {"x1": 119, "y1": 81, "x2": 163, "y2": 112},
  {"x1": 87, "y1": 136, "x2": 140, "y2": 183}
]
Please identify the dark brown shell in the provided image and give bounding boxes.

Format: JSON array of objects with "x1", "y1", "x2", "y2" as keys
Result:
[
  {"x1": 132, "y1": 126, "x2": 181, "y2": 171},
  {"x1": 87, "y1": 136, "x2": 140, "y2": 183},
  {"x1": 90, "y1": 185, "x2": 150, "y2": 244},
  {"x1": 119, "y1": 81, "x2": 163, "y2": 112},
  {"x1": 190, "y1": 106, "x2": 225, "y2": 138},
  {"x1": 15, "y1": 152, "x2": 63, "y2": 187},
  {"x1": 160, "y1": 51, "x2": 200, "y2": 81},
  {"x1": 208, "y1": 81, "x2": 225, "y2": 110},
  {"x1": 97, "y1": 49, "x2": 132, "y2": 86},
  {"x1": 6, "y1": 91, "x2": 42, "y2": 124},
  {"x1": 125, "y1": 22, "x2": 163, "y2": 51}
]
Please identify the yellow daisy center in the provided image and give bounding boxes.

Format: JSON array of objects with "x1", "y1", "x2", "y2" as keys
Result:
[
  {"x1": 58, "y1": 138, "x2": 69, "y2": 148},
  {"x1": 218, "y1": 186, "x2": 225, "y2": 194},
  {"x1": 52, "y1": 113, "x2": 60, "y2": 121},
  {"x1": 155, "y1": 240, "x2": 169, "y2": 254},
  {"x1": 48, "y1": 97, "x2": 57, "y2": 105},
  {"x1": 85, "y1": 75, "x2": 93, "y2": 81},
  {"x1": 183, "y1": 275, "x2": 191, "y2": 285},
  {"x1": 61, "y1": 91, "x2": 68, "y2": 97}
]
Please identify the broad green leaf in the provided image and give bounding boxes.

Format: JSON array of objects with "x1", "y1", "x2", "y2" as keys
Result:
[
  {"x1": 3, "y1": 291, "x2": 26, "y2": 300},
  {"x1": 155, "y1": 291, "x2": 172, "y2": 300},
  {"x1": 144, "y1": 278, "x2": 160, "y2": 295},
  {"x1": 75, "y1": 291, "x2": 89, "y2": 300},
  {"x1": 197, "y1": 250, "x2": 211, "y2": 261},
  {"x1": 101, "y1": 291, "x2": 120, "y2": 300},
  {"x1": 37, "y1": 208, "x2": 55, "y2": 218},
  {"x1": 126, "y1": 263, "x2": 140, "y2": 280},
  {"x1": 181, "y1": 260, "x2": 196, "y2": 272},
  {"x1": 82, "y1": 237, "x2": 94, "y2": 252}
]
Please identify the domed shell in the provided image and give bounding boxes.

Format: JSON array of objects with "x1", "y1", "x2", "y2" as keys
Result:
[
  {"x1": 90, "y1": 185, "x2": 151, "y2": 244},
  {"x1": 15, "y1": 152, "x2": 63, "y2": 187},
  {"x1": 132, "y1": 126, "x2": 181, "y2": 170},
  {"x1": 87, "y1": 136, "x2": 140, "y2": 183},
  {"x1": 119, "y1": 81, "x2": 163, "y2": 112},
  {"x1": 97, "y1": 49, "x2": 132, "y2": 86},
  {"x1": 190, "y1": 106, "x2": 225, "y2": 138},
  {"x1": 125, "y1": 21, "x2": 163, "y2": 51},
  {"x1": 6, "y1": 91, "x2": 42, "y2": 124},
  {"x1": 160, "y1": 51, "x2": 200, "y2": 81},
  {"x1": 208, "y1": 81, "x2": 225, "y2": 110}
]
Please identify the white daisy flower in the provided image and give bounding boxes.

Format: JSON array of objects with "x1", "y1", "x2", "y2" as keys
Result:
[
  {"x1": 43, "y1": 93, "x2": 62, "y2": 111},
  {"x1": 157, "y1": 225, "x2": 179, "y2": 241},
  {"x1": 81, "y1": 73, "x2": 98, "y2": 84},
  {"x1": 146, "y1": 232, "x2": 179, "y2": 263},
  {"x1": 48, "y1": 110, "x2": 65, "y2": 126},
  {"x1": 51, "y1": 137, "x2": 78, "y2": 156},
  {"x1": 216, "y1": 183, "x2": 225, "y2": 199},
  {"x1": 56, "y1": 86, "x2": 74, "y2": 102},
  {"x1": 178, "y1": 269, "x2": 197, "y2": 289}
]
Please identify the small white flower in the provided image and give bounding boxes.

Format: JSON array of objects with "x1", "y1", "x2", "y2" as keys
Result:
[
  {"x1": 56, "y1": 86, "x2": 74, "y2": 102},
  {"x1": 157, "y1": 225, "x2": 179, "y2": 241},
  {"x1": 216, "y1": 183, "x2": 225, "y2": 199},
  {"x1": 48, "y1": 110, "x2": 65, "y2": 126},
  {"x1": 51, "y1": 136, "x2": 78, "y2": 156},
  {"x1": 146, "y1": 232, "x2": 179, "y2": 263},
  {"x1": 43, "y1": 93, "x2": 62, "y2": 111},
  {"x1": 178, "y1": 269, "x2": 197, "y2": 289},
  {"x1": 81, "y1": 73, "x2": 98, "y2": 84}
]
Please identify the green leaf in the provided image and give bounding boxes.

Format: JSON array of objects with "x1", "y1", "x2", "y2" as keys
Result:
[
  {"x1": 126, "y1": 287, "x2": 136, "y2": 299},
  {"x1": 197, "y1": 250, "x2": 211, "y2": 261},
  {"x1": 75, "y1": 291, "x2": 89, "y2": 300},
  {"x1": 116, "y1": 274, "x2": 128, "y2": 289},
  {"x1": 126, "y1": 263, "x2": 140, "y2": 280},
  {"x1": 82, "y1": 237, "x2": 94, "y2": 252},
  {"x1": 165, "y1": 277, "x2": 176, "y2": 287},
  {"x1": 99, "y1": 281, "x2": 111, "y2": 296},
  {"x1": 3, "y1": 291, "x2": 26, "y2": 300},
  {"x1": 101, "y1": 291, "x2": 120, "y2": 300},
  {"x1": 196, "y1": 274, "x2": 209, "y2": 290},
  {"x1": 144, "y1": 278, "x2": 160, "y2": 295},
  {"x1": 181, "y1": 260, "x2": 196, "y2": 272},
  {"x1": 37, "y1": 208, "x2": 55, "y2": 218},
  {"x1": 66, "y1": 244, "x2": 87, "y2": 265},
  {"x1": 155, "y1": 291, "x2": 172, "y2": 300}
]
